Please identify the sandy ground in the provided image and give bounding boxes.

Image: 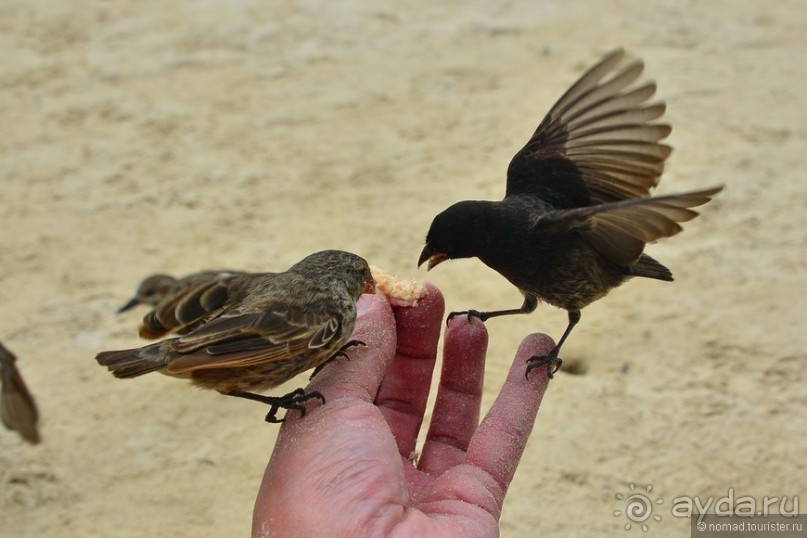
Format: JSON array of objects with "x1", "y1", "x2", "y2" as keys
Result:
[{"x1": 1, "y1": 1, "x2": 805, "y2": 536}]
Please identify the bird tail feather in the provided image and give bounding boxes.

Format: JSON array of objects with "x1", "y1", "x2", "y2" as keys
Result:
[
  {"x1": 631, "y1": 254, "x2": 674, "y2": 281},
  {"x1": 96, "y1": 345, "x2": 167, "y2": 378}
]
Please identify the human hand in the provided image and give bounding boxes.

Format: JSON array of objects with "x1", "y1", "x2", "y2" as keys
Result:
[{"x1": 253, "y1": 285, "x2": 554, "y2": 537}]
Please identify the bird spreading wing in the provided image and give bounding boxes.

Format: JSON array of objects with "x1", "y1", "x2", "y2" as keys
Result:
[
  {"x1": 506, "y1": 48, "x2": 672, "y2": 207},
  {"x1": 536, "y1": 186, "x2": 723, "y2": 267}
]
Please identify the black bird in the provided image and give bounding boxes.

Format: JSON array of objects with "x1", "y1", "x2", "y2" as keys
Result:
[
  {"x1": 418, "y1": 49, "x2": 722, "y2": 378},
  {"x1": 97, "y1": 250, "x2": 375, "y2": 423}
]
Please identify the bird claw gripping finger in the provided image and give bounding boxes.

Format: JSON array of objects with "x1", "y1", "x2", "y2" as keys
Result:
[
  {"x1": 309, "y1": 340, "x2": 367, "y2": 380},
  {"x1": 264, "y1": 388, "x2": 326, "y2": 423},
  {"x1": 526, "y1": 353, "x2": 563, "y2": 380},
  {"x1": 446, "y1": 309, "x2": 485, "y2": 325}
]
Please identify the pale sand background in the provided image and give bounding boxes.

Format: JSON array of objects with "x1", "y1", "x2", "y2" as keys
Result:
[{"x1": 1, "y1": 1, "x2": 804, "y2": 536}]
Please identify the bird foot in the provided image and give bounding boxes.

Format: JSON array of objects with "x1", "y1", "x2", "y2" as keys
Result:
[
  {"x1": 264, "y1": 388, "x2": 326, "y2": 423},
  {"x1": 309, "y1": 340, "x2": 366, "y2": 380},
  {"x1": 447, "y1": 309, "x2": 487, "y2": 325},
  {"x1": 526, "y1": 352, "x2": 563, "y2": 380}
]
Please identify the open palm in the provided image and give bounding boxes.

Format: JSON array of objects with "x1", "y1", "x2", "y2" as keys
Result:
[{"x1": 253, "y1": 285, "x2": 553, "y2": 537}]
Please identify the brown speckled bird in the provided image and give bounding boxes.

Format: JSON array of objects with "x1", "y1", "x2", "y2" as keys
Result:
[
  {"x1": 418, "y1": 49, "x2": 722, "y2": 378},
  {"x1": 117, "y1": 270, "x2": 245, "y2": 314},
  {"x1": 1, "y1": 342, "x2": 40, "y2": 444},
  {"x1": 97, "y1": 250, "x2": 375, "y2": 423}
]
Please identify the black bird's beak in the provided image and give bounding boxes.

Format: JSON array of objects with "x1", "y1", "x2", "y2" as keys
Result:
[
  {"x1": 117, "y1": 297, "x2": 140, "y2": 314},
  {"x1": 418, "y1": 246, "x2": 448, "y2": 271}
]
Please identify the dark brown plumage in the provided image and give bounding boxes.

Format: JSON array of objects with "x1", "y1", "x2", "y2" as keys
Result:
[
  {"x1": 418, "y1": 49, "x2": 722, "y2": 377},
  {"x1": 0, "y1": 342, "x2": 40, "y2": 444},
  {"x1": 117, "y1": 270, "x2": 245, "y2": 314},
  {"x1": 97, "y1": 250, "x2": 375, "y2": 423}
]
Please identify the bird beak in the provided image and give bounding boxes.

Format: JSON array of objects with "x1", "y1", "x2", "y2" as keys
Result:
[
  {"x1": 117, "y1": 297, "x2": 140, "y2": 314},
  {"x1": 363, "y1": 276, "x2": 377, "y2": 295},
  {"x1": 418, "y1": 246, "x2": 448, "y2": 271}
]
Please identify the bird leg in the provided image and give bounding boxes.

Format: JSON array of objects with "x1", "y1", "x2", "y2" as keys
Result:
[
  {"x1": 309, "y1": 339, "x2": 366, "y2": 380},
  {"x1": 225, "y1": 388, "x2": 326, "y2": 423},
  {"x1": 526, "y1": 310, "x2": 581, "y2": 379},
  {"x1": 447, "y1": 295, "x2": 538, "y2": 324}
]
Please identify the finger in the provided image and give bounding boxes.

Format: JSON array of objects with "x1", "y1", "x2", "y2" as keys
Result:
[
  {"x1": 374, "y1": 283, "x2": 445, "y2": 458},
  {"x1": 464, "y1": 333, "x2": 555, "y2": 507},
  {"x1": 307, "y1": 291, "x2": 396, "y2": 402},
  {"x1": 417, "y1": 314, "x2": 487, "y2": 475}
]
